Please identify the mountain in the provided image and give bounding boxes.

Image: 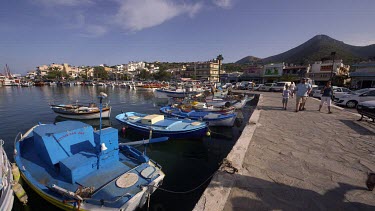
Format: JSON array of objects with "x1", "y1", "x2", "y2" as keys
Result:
[
  {"x1": 236, "y1": 35, "x2": 375, "y2": 65},
  {"x1": 235, "y1": 56, "x2": 262, "y2": 64}
]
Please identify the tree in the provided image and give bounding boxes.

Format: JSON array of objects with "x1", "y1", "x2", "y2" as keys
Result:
[
  {"x1": 93, "y1": 66, "x2": 109, "y2": 80},
  {"x1": 153, "y1": 69, "x2": 171, "y2": 81},
  {"x1": 137, "y1": 69, "x2": 151, "y2": 80},
  {"x1": 46, "y1": 66, "x2": 68, "y2": 80}
]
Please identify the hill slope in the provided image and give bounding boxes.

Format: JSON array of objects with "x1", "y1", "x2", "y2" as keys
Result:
[{"x1": 236, "y1": 35, "x2": 375, "y2": 65}]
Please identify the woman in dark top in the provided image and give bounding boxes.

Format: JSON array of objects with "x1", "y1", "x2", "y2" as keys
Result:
[{"x1": 318, "y1": 81, "x2": 333, "y2": 113}]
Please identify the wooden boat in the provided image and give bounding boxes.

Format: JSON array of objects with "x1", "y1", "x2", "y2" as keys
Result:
[
  {"x1": 154, "y1": 88, "x2": 203, "y2": 98},
  {"x1": 205, "y1": 95, "x2": 253, "y2": 109},
  {"x1": 116, "y1": 112, "x2": 208, "y2": 139},
  {"x1": 14, "y1": 121, "x2": 165, "y2": 210},
  {"x1": 160, "y1": 106, "x2": 237, "y2": 127},
  {"x1": 0, "y1": 140, "x2": 15, "y2": 210},
  {"x1": 50, "y1": 103, "x2": 111, "y2": 120}
]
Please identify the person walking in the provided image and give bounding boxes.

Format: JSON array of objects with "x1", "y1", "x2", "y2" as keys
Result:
[
  {"x1": 282, "y1": 84, "x2": 291, "y2": 110},
  {"x1": 289, "y1": 82, "x2": 295, "y2": 98},
  {"x1": 294, "y1": 78, "x2": 312, "y2": 112},
  {"x1": 318, "y1": 81, "x2": 333, "y2": 114}
]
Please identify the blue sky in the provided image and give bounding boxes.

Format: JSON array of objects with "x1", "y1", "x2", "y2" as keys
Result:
[{"x1": 1, "y1": 0, "x2": 375, "y2": 74}]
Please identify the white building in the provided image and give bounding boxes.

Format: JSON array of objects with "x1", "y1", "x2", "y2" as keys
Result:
[
  {"x1": 127, "y1": 61, "x2": 146, "y2": 72},
  {"x1": 262, "y1": 63, "x2": 285, "y2": 83},
  {"x1": 307, "y1": 60, "x2": 350, "y2": 85}
]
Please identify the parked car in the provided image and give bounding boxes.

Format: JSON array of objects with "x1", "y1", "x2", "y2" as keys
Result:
[
  {"x1": 310, "y1": 85, "x2": 324, "y2": 97},
  {"x1": 222, "y1": 83, "x2": 233, "y2": 89},
  {"x1": 312, "y1": 86, "x2": 351, "y2": 99},
  {"x1": 357, "y1": 100, "x2": 375, "y2": 121},
  {"x1": 335, "y1": 88, "x2": 375, "y2": 108},
  {"x1": 249, "y1": 84, "x2": 264, "y2": 91},
  {"x1": 259, "y1": 83, "x2": 276, "y2": 91},
  {"x1": 239, "y1": 81, "x2": 251, "y2": 90},
  {"x1": 271, "y1": 82, "x2": 292, "y2": 92}
]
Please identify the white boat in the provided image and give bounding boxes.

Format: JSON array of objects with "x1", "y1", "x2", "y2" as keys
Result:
[
  {"x1": 0, "y1": 140, "x2": 14, "y2": 211},
  {"x1": 155, "y1": 88, "x2": 202, "y2": 98},
  {"x1": 50, "y1": 103, "x2": 111, "y2": 120}
]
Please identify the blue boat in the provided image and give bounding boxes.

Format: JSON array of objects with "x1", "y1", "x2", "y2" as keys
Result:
[
  {"x1": 160, "y1": 106, "x2": 237, "y2": 127},
  {"x1": 116, "y1": 112, "x2": 208, "y2": 139},
  {"x1": 14, "y1": 120, "x2": 165, "y2": 210}
]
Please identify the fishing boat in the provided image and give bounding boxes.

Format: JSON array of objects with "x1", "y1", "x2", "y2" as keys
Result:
[
  {"x1": 205, "y1": 95, "x2": 253, "y2": 109},
  {"x1": 0, "y1": 140, "x2": 15, "y2": 210},
  {"x1": 160, "y1": 106, "x2": 237, "y2": 127},
  {"x1": 116, "y1": 112, "x2": 208, "y2": 139},
  {"x1": 14, "y1": 93, "x2": 165, "y2": 211},
  {"x1": 50, "y1": 102, "x2": 111, "y2": 119},
  {"x1": 154, "y1": 88, "x2": 203, "y2": 99}
]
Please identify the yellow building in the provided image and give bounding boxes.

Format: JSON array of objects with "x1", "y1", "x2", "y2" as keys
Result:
[{"x1": 185, "y1": 60, "x2": 220, "y2": 82}]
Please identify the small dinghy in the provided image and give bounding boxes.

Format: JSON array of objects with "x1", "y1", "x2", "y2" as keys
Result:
[
  {"x1": 160, "y1": 106, "x2": 237, "y2": 127},
  {"x1": 116, "y1": 112, "x2": 208, "y2": 139},
  {"x1": 50, "y1": 102, "x2": 111, "y2": 120}
]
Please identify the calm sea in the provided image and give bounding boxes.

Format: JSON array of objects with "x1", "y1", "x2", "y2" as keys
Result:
[{"x1": 0, "y1": 86, "x2": 255, "y2": 211}]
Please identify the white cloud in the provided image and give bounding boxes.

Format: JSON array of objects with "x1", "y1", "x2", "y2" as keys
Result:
[
  {"x1": 80, "y1": 25, "x2": 107, "y2": 37},
  {"x1": 212, "y1": 0, "x2": 233, "y2": 9},
  {"x1": 114, "y1": 0, "x2": 203, "y2": 31},
  {"x1": 34, "y1": 0, "x2": 93, "y2": 7},
  {"x1": 342, "y1": 34, "x2": 375, "y2": 46}
]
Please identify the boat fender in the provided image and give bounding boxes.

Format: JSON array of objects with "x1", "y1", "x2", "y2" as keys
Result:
[
  {"x1": 12, "y1": 163, "x2": 21, "y2": 183},
  {"x1": 206, "y1": 131, "x2": 211, "y2": 136},
  {"x1": 122, "y1": 127, "x2": 126, "y2": 134},
  {"x1": 12, "y1": 182, "x2": 28, "y2": 205}
]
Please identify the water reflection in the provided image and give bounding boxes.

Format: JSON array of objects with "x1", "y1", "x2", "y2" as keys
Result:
[{"x1": 54, "y1": 116, "x2": 112, "y2": 129}]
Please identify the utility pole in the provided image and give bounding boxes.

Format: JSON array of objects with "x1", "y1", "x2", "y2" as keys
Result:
[{"x1": 330, "y1": 52, "x2": 336, "y2": 83}]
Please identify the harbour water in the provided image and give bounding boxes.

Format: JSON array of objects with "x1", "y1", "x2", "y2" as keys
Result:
[{"x1": 0, "y1": 86, "x2": 255, "y2": 211}]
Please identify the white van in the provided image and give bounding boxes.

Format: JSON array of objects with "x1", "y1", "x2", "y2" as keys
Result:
[{"x1": 272, "y1": 81, "x2": 292, "y2": 92}]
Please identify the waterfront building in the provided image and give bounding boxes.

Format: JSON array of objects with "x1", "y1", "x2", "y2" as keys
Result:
[
  {"x1": 240, "y1": 66, "x2": 263, "y2": 83},
  {"x1": 307, "y1": 60, "x2": 350, "y2": 85},
  {"x1": 37, "y1": 65, "x2": 49, "y2": 76},
  {"x1": 185, "y1": 60, "x2": 220, "y2": 82},
  {"x1": 26, "y1": 71, "x2": 37, "y2": 79},
  {"x1": 127, "y1": 61, "x2": 146, "y2": 72},
  {"x1": 349, "y1": 62, "x2": 375, "y2": 89},
  {"x1": 282, "y1": 64, "x2": 310, "y2": 83},
  {"x1": 262, "y1": 63, "x2": 285, "y2": 83}
]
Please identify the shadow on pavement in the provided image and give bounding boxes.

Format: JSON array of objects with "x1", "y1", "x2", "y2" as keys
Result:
[
  {"x1": 339, "y1": 119, "x2": 375, "y2": 135},
  {"x1": 219, "y1": 174, "x2": 374, "y2": 211}
]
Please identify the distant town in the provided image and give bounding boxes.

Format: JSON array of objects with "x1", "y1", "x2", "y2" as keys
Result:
[{"x1": 1, "y1": 57, "x2": 375, "y2": 90}]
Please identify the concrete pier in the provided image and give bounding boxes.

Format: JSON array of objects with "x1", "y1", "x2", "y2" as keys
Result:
[{"x1": 195, "y1": 92, "x2": 375, "y2": 211}]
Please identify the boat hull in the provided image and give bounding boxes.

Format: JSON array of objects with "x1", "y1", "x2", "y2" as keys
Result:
[
  {"x1": 116, "y1": 113, "x2": 208, "y2": 139},
  {"x1": 51, "y1": 107, "x2": 111, "y2": 120},
  {"x1": 0, "y1": 144, "x2": 14, "y2": 211},
  {"x1": 124, "y1": 122, "x2": 207, "y2": 139},
  {"x1": 160, "y1": 106, "x2": 237, "y2": 127}
]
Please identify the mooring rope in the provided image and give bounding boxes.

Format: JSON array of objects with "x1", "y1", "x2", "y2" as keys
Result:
[{"x1": 145, "y1": 170, "x2": 217, "y2": 194}]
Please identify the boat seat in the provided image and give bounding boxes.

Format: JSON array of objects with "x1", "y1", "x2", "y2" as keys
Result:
[
  {"x1": 59, "y1": 151, "x2": 98, "y2": 184},
  {"x1": 128, "y1": 116, "x2": 140, "y2": 121}
]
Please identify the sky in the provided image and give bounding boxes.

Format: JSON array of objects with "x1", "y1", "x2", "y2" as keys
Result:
[{"x1": 1, "y1": 0, "x2": 375, "y2": 74}]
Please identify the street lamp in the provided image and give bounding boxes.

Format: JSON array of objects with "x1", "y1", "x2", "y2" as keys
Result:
[
  {"x1": 330, "y1": 52, "x2": 336, "y2": 83},
  {"x1": 217, "y1": 54, "x2": 224, "y2": 83}
]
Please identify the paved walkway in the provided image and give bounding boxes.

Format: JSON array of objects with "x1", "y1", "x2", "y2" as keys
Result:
[
  {"x1": 220, "y1": 92, "x2": 375, "y2": 210},
  {"x1": 195, "y1": 93, "x2": 375, "y2": 211}
]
